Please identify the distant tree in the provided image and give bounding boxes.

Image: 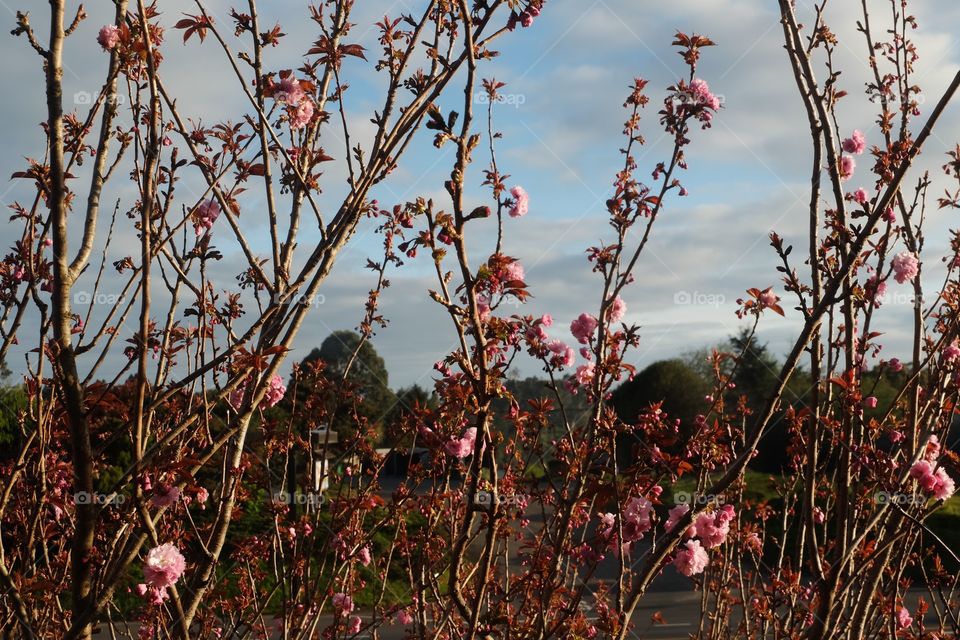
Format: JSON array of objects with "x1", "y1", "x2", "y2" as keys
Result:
[
  {"x1": 726, "y1": 329, "x2": 812, "y2": 472},
  {"x1": 391, "y1": 384, "x2": 435, "y2": 418},
  {"x1": 612, "y1": 359, "x2": 711, "y2": 467},
  {"x1": 728, "y1": 329, "x2": 779, "y2": 411},
  {"x1": 502, "y1": 376, "x2": 591, "y2": 427},
  {"x1": 680, "y1": 346, "x2": 720, "y2": 382},
  {"x1": 0, "y1": 372, "x2": 26, "y2": 453},
  {"x1": 383, "y1": 384, "x2": 436, "y2": 448},
  {"x1": 300, "y1": 331, "x2": 398, "y2": 441}
]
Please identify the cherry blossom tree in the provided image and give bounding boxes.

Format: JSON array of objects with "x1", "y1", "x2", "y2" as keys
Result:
[{"x1": 1, "y1": 1, "x2": 960, "y2": 639}]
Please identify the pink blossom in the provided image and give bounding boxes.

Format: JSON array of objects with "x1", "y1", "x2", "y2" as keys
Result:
[
  {"x1": 863, "y1": 396, "x2": 878, "y2": 409},
  {"x1": 842, "y1": 130, "x2": 866, "y2": 155},
  {"x1": 142, "y1": 543, "x2": 186, "y2": 597},
  {"x1": 745, "y1": 532, "x2": 762, "y2": 553},
  {"x1": 397, "y1": 610, "x2": 414, "y2": 625},
  {"x1": 692, "y1": 504, "x2": 735, "y2": 549},
  {"x1": 290, "y1": 99, "x2": 315, "y2": 130},
  {"x1": 866, "y1": 275, "x2": 887, "y2": 306},
  {"x1": 540, "y1": 313, "x2": 553, "y2": 327},
  {"x1": 445, "y1": 427, "x2": 477, "y2": 459},
  {"x1": 607, "y1": 296, "x2": 626, "y2": 323},
  {"x1": 193, "y1": 199, "x2": 220, "y2": 237},
  {"x1": 850, "y1": 188, "x2": 869, "y2": 205},
  {"x1": 896, "y1": 607, "x2": 913, "y2": 629},
  {"x1": 195, "y1": 487, "x2": 209, "y2": 506},
  {"x1": 839, "y1": 155, "x2": 856, "y2": 181},
  {"x1": 891, "y1": 252, "x2": 919, "y2": 284},
  {"x1": 332, "y1": 592, "x2": 355, "y2": 614},
  {"x1": 910, "y1": 460, "x2": 956, "y2": 500},
  {"x1": 357, "y1": 546, "x2": 372, "y2": 566},
  {"x1": 665, "y1": 504, "x2": 689, "y2": 532},
  {"x1": 263, "y1": 374, "x2": 286, "y2": 408},
  {"x1": 883, "y1": 206, "x2": 896, "y2": 223},
  {"x1": 347, "y1": 616, "x2": 362, "y2": 634},
  {"x1": 689, "y1": 79, "x2": 722, "y2": 111},
  {"x1": 574, "y1": 362, "x2": 595, "y2": 386},
  {"x1": 135, "y1": 582, "x2": 165, "y2": 606},
  {"x1": 932, "y1": 467, "x2": 956, "y2": 500},
  {"x1": 570, "y1": 313, "x2": 598, "y2": 344},
  {"x1": 228, "y1": 384, "x2": 246, "y2": 411},
  {"x1": 944, "y1": 341, "x2": 960, "y2": 362},
  {"x1": 98, "y1": 25, "x2": 120, "y2": 50},
  {"x1": 547, "y1": 340, "x2": 576, "y2": 368},
  {"x1": 476, "y1": 297, "x2": 491, "y2": 322},
  {"x1": 673, "y1": 539, "x2": 709, "y2": 577},
  {"x1": 597, "y1": 512, "x2": 617, "y2": 539},
  {"x1": 911, "y1": 457, "x2": 934, "y2": 481},
  {"x1": 151, "y1": 485, "x2": 180, "y2": 508},
  {"x1": 275, "y1": 77, "x2": 305, "y2": 104},
  {"x1": 509, "y1": 186, "x2": 529, "y2": 218},
  {"x1": 502, "y1": 260, "x2": 525, "y2": 283},
  {"x1": 758, "y1": 288, "x2": 779, "y2": 309},
  {"x1": 888, "y1": 358, "x2": 903, "y2": 372},
  {"x1": 621, "y1": 496, "x2": 654, "y2": 542}
]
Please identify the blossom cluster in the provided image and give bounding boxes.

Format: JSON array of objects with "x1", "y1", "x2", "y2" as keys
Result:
[
  {"x1": 268, "y1": 71, "x2": 316, "y2": 130},
  {"x1": 507, "y1": 3, "x2": 541, "y2": 30},
  {"x1": 838, "y1": 129, "x2": 866, "y2": 181},
  {"x1": 909, "y1": 436, "x2": 956, "y2": 501},
  {"x1": 665, "y1": 503, "x2": 736, "y2": 576},
  {"x1": 137, "y1": 543, "x2": 186, "y2": 605}
]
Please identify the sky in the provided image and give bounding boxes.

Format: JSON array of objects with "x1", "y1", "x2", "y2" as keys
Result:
[{"x1": 2, "y1": 0, "x2": 960, "y2": 390}]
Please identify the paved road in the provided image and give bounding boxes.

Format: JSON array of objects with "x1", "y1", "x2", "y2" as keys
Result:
[
  {"x1": 91, "y1": 593, "x2": 702, "y2": 640},
  {"x1": 92, "y1": 589, "x2": 954, "y2": 639}
]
